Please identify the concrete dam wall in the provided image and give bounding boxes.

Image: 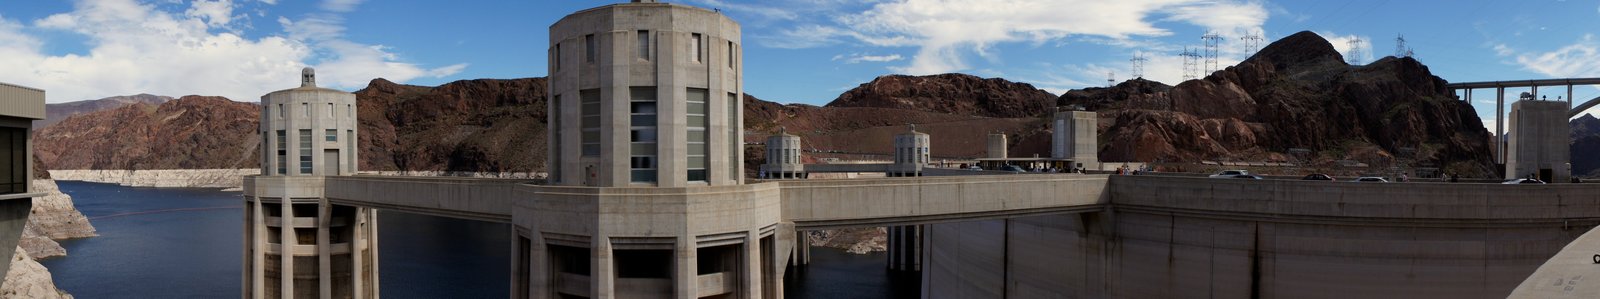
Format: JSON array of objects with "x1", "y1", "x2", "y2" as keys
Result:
[{"x1": 925, "y1": 175, "x2": 1600, "y2": 299}]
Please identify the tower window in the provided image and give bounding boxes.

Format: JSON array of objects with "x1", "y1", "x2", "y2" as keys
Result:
[
  {"x1": 691, "y1": 33, "x2": 703, "y2": 63},
  {"x1": 327, "y1": 103, "x2": 334, "y2": 118},
  {"x1": 326, "y1": 129, "x2": 337, "y2": 142},
  {"x1": 687, "y1": 88, "x2": 709, "y2": 182},
  {"x1": 299, "y1": 129, "x2": 312, "y2": 174},
  {"x1": 728, "y1": 92, "x2": 739, "y2": 178},
  {"x1": 580, "y1": 89, "x2": 601, "y2": 157},
  {"x1": 638, "y1": 30, "x2": 650, "y2": 60},
  {"x1": 276, "y1": 130, "x2": 286, "y2": 175},
  {"x1": 585, "y1": 34, "x2": 596, "y2": 63},
  {"x1": 551, "y1": 94, "x2": 562, "y2": 180},
  {"x1": 728, "y1": 41, "x2": 735, "y2": 68},
  {"x1": 630, "y1": 87, "x2": 658, "y2": 183}
]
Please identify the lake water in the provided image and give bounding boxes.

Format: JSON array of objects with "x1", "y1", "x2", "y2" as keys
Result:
[{"x1": 37, "y1": 181, "x2": 912, "y2": 298}]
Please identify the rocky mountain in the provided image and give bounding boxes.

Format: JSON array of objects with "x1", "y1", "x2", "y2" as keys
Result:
[
  {"x1": 354, "y1": 78, "x2": 548, "y2": 172},
  {"x1": 1571, "y1": 114, "x2": 1600, "y2": 177},
  {"x1": 1058, "y1": 31, "x2": 1495, "y2": 176},
  {"x1": 826, "y1": 73, "x2": 1056, "y2": 118},
  {"x1": 34, "y1": 96, "x2": 260, "y2": 170},
  {"x1": 40, "y1": 94, "x2": 172, "y2": 128}
]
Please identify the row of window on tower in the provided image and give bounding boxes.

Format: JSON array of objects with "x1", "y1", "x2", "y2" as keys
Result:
[
  {"x1": 273, "y1": 103, "x2": 353, "y2": 119},
  {"x1": 551, "y1": 30, "x2": 737, "y2": 72},
  {"x1": 266, "y1": 129, "x2": 351, "y2": 175},
  {"x1": 554, "y1": 87, "x2": 738, "y2": 184}
]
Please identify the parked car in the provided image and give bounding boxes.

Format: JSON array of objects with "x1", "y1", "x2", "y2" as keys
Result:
[
  {"x1": 1231, "y1": 174, "x2": 1263, "y2": 179},
  {"x1": 966, "y1": 165, "x2": 983, "y2": 171},
  {"x1": 1208, "y1": 170, "x2": 1250, "y2": 178},
  {"x1": 1302, "y1": 173, "x2": 1335, "y2": 181},
  {"x1": 1353, "y1": 177, "x2": 1388, "y2": 182},
  {"x1": 1000, "y1": 165, "x2": 1026, "y2": 173},
  {"x1": 1501, "y1": 178, "x2": 1547, "y2": 184}
]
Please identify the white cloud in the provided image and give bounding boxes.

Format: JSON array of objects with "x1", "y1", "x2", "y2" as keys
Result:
[
  {"x1": 1515, "y1": 34, "x2": 1600, "y2": 79},
  {"x1": 320, "y1": 0, "x2": 364, "y2": 12},
  {"x1": 1492, "y1": 43, "x2": 1514, "y2": 57},
  {"x1": 773, "y1": 0, "x2": 1267, "y2": 75},
  {"x1": 0, "y1": 0, "x2": 461, "y2": 103},
  {"x1": 831, "y1": 53, "x2": 905, "y2": 64},
  {"x1": 185, "y1": 0, "x2": 235, "y2": 27}
]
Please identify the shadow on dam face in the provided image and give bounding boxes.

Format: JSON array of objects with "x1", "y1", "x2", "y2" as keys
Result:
[{"x1": 378, "y1": 210, "x2": 512, "y2": 299}]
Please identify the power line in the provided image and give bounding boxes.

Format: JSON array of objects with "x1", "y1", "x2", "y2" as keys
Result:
[
  {"x1": 1347, "y1": 37, "x2": 1365, "y2": 65},
  {"x1": 1240, "y1": 30, "x2": 1264, "y2": 57},
  {"x1": 1201, "y1": 32, "x2": 1224, "y2": 74},
  {"x1": 1394, "y1": 34, "x2": 1413, "y2": 58},
  {"x1": 1180, "y1": 47, "x2": 1201, "y2": 81},
  {"x1": 1130, "y1": 52, "x2": 1148, "y2": 79}
]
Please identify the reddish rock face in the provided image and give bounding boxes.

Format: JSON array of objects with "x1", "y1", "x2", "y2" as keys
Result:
[
  {"x1": 1061, "y1": 31, "x2": 1494, "y2": 175},
  {"x1": 35, "y1": 96, "x2": 260, "y2": 170},
  {"x1": 827, "y1": 73, "x2": 1057, "y2": 118}
]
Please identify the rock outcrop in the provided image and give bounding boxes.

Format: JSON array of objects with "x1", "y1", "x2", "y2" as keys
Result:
[
  {"x1": 40, "y1": 94, "x2": 172, "y2": 128},
  {"x1": 355, "y1": 78, "x2": 549, "y2": 172},
  {"x1": 19, "y1": 180, "x2": 96, "y2": 259},
  {"x1": 1059, "y1": 31, "x2": 1495, "y2": 176},
  {"x1": 827, "y1": 73, "x2": 1056, "y2": 118},
  {"x1": 1, "y1": 248, "x2": 71, "y2": 299},
  {"x1": 1571, "y1": 114, "x2": 1600, "y2": 177},
  {"x1": 34, "y1": 96, "x2": 260, "y2": 170},
  {"x1": 806, "y1": 228, "x2": 887, "y2": 254}
]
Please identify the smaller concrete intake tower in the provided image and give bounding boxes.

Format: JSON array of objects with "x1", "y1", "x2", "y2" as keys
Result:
[{"x1": 244, "y1": 68, "x2": 378, "y2": 298}]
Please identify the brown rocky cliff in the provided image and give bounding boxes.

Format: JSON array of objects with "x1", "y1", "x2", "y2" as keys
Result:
[
  {"x1": 355, "y1": 78, "x2": 548, "y2": 172},
  {"x1": 1061, "y1": 30, "x2": 1494, "y2": 175},
  {"x1": 827, "y1": 73, "x2": 1057, "y2": 118},
  {"x1": 34, "y1": 96, "x2": 260, "y2": 170},
  {"x1": 40, "y1": 94, "x2": 172, "y2": 128}
]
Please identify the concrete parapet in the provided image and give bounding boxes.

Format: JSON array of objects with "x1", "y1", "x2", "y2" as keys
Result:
[{"x1": 778, "y1": 174, "x2": 1109, "y2": 229}]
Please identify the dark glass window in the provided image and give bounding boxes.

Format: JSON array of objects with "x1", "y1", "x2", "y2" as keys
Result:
[{"x1": 0, "y1": 128, "x2": 25, "y2": 194}]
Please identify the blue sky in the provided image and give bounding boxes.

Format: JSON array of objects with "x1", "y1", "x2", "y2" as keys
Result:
[{"x1": 2, "y1": 0, "x2": 1600, "y2": 131}]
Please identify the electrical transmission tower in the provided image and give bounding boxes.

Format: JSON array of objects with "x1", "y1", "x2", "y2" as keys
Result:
[
  {"x1": 1241, "y1": 31, "x2": 1264, "y2": 57},
  {"x1": 1347, "y1": 37, "x2": 1365, "y2": 65},
  {"x1": 1394, "y1": 34, "x2": 1413, "y2": 58},
  {"x1": 1106, "y1": 71, "x2": 1115, "y2": 88},
  {"x1": 1180, "y1": 47, "x2": 1201, "y2": 81},
  {"x1": 1130, "y1": 52, "x2": 1148, "y2": 79},
  {"x1": 1201, "y1": 32, "x2": 1223, "y2": 75}
]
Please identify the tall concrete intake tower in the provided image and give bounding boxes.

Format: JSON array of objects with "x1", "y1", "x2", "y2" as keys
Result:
[
  {"x1": 243, "y1": 68, "x2": 378, "y2": 298},
  {"x1": 517, "y1": 1, "x2": 792, "y2": 298}
]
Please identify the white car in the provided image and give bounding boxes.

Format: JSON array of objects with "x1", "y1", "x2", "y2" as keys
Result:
[
  {"x1": 1208, "y1": 170, "x2": 1250, "y2": 178},
  {"x1": 1502, "y1": 178, "x2": 1546, "y2": 184},
  {"x1": 1353, "y1": 177, "x2": 1389, "y2": 182}
]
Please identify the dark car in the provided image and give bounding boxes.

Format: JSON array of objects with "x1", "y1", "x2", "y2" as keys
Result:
[
  {"x1": 1302, "y1": 174, "x2": 1335, "y2": 181},
  {"x1": 1232, "y1": 174, "x2": 1263, "y2": 179},
  {"x1": 1000, "y1": 165, "x2": 1026, "y2": 173}
]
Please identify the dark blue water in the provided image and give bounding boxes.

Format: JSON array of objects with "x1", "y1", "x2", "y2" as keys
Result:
[
  {"x1": 40, "y1": 181, "x2": 510, "y2": 298},
  {"x1": 785, "y1": 249, "x2": 921, "y2": 299}
]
